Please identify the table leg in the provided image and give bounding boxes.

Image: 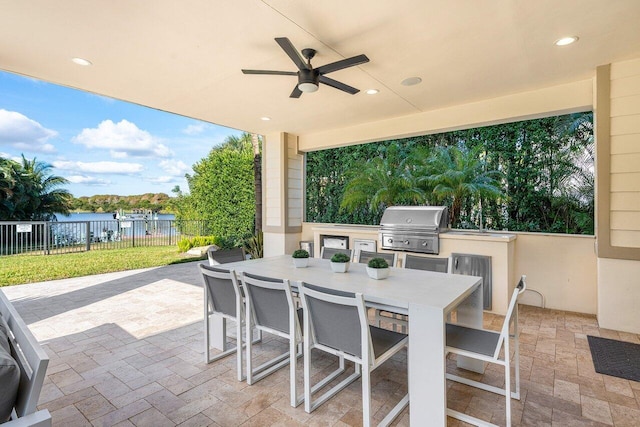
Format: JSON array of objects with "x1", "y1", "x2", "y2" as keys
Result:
[{"x1": 408, "y1": 303, "x2": 446, "y2": 426}]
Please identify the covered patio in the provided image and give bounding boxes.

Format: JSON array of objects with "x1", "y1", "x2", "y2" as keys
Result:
[
  {"x1": 2, "y1": 1, "x2": 640, "y2": 426},
  {"x1": 3, "y1": 262, "x2": 639, "y2": 426}
]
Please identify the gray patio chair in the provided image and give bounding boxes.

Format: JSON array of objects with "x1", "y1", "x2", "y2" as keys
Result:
[
  {"x1": 446, "y1": 275, "x2": 526, "y2": 427},
  {"x1": 241, "y1": 272, "x2": 303, "y2": 407},
  {"x1": 376, "y1": 254, "x2": 451, "y2": 331},
  {"x1": 319, "y1": 247, "x2": 353, "y2": 261},
  {"x1": 402, "y1": 254, "x2": 450, "y2": 273},
  {"x1": 355, "y1": 250, "x2": 398, "y2": 267},
  {"x1": 199, "y1": 263, "x2": 260, "y2": 381},
  {"x1": 298, "y1": 282, "x2": 409, "y2": 427},
  {"x1": 207, "y1": 247, "x2": 246, "y2": 266}
]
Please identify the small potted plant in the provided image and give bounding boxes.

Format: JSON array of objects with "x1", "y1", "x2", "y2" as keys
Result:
[
  {"x1": 330, "y1": 252, "x2": 351, "y2": 273},
  {"x1": 292, "y1": 249, "x2": 310, "y2": 268},
  {"x1": 366, "y1": 257, "x2": 390, "y2": 280}
]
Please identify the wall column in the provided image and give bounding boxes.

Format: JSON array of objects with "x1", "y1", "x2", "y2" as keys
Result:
[
  {"x1": 595, "y1": 59, "x2": 640, "y2": 334},
  {"x1": 262, "y1": 132, "x2": 303, "y2": 257}
]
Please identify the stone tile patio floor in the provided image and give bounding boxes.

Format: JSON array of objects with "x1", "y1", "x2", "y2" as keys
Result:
[{"x1": 3, "y1": 261, "x2": 640, "y2": 426}]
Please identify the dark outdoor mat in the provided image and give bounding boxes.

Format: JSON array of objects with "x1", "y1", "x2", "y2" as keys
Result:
[{"x1": 587, "y1": 335, "x2": 640, "y2": 382}]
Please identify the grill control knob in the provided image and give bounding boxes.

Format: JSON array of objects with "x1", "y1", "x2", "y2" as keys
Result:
[
  {"x1": 387, "y1": 238, "x2": 393, "y2": 244},
  {"x1": 404, "y1": 240, "x2": 410, "y2": 245},
  {"x1": 422, "y1": 242, "x2": 428, "y2": 247}
]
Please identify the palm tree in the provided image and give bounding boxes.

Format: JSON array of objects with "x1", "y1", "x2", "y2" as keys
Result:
[
  {"x1": 340, "y1": 144, "x2": 424, "y2": 214},
  {"x1": 12, "y1": 156, "x2": 71, "y2": 221},
  {"x1": 417, "y1": 145, "x2": 503, "y2": 228}
]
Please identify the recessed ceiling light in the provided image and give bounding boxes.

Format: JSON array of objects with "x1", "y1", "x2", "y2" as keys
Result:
[
  {"x1": 72, "y1": 57, "x2": 92, "y2": 66},
  {"x1": 260, "y1": 117, "x2": 271, "y2": 121},
  {"x1": 554, "y1": 36, "x2": 578, "y2": 46},
  {"x1": 401, "y1": 77, "x2": 422, "y2": 86},
  {"x1": 365, "y1": 89, "x2": 379, "y2": 95}
]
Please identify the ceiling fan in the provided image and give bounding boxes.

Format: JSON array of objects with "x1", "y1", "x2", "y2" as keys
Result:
[{"x1": 242, "y1": 37, "x2": 369, "y2": 98}]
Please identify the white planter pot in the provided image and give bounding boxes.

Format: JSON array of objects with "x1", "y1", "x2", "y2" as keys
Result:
[
  {"x1": 293, "y1": 258, "x2": 309, "y2": 268},
  {"x1": 366, "y1": 267, "x2": 390, "y2": 280},
  {"x1": 330, "y1": 261, "x2": 350, "y2": 273}
]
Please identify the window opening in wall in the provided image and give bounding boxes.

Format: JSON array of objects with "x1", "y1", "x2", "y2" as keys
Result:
[{"x1": 305, "y1": 112, "x2": 594, "y2": 235}]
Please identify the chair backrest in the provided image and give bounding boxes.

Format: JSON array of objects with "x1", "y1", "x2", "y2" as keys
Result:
[
  {"x1": 208, "y1": 247, "x2": 246, "y2": 265},
  {"x1": 320, "y1": 247, "x2": 353, "y2": 261},
  {"x1": 199, "y1": 264, "x2": 242, "y2": 318},
  {"x1": 356, "y1": 250, "x2": 398, "y2": 267},
  {"x1": 299, "y1": 283, "x2": 368, "y2": 360},
  {"x1": 242, "y1": 272, "x2": 296, "y2": 335},
  {"x1": 0, "y1": 291, "x2": 49, "y2": 418},
  {"x1": 494, "y1": 275, "x2": 527, "y2": 358},
  {"x1": 402, "y1": 254, "x2": 449, "y2": 273}
]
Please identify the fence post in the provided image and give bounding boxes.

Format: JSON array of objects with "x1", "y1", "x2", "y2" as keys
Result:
[
  {"x1": 86, "y1": 221, "x2": 91, "y2": 251},
  {"x1": 44, "y1": 222, "x2": 50, "y2": 255},
  {"x1": 132, "y1": 221, "x2": 135, "y2": 248}
]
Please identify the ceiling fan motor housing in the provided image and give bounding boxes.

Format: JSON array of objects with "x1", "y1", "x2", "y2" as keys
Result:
[{"x1": 298, "y1": 68, "x2": 319, "y2": 86}]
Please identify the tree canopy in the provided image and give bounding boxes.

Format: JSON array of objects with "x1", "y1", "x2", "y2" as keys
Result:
[
  {"x1": 0, "y1": 156, "x2": 72, "y2": 221},
  {"x1": 172, "y1": 137, "x2": 256, "y2": 242}
]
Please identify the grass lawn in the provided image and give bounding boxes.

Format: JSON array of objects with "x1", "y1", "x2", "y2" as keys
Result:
[{"x1": 0, "y1": 246, "x2": 205, "y2": 287}]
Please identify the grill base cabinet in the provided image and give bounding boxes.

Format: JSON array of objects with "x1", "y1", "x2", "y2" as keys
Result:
[
  {"x1": 451, "y1": 253, "x2": 492, "y2": 310},
  {"x1": 307, "y1": 223, "x2": 516, "y2": 315}
]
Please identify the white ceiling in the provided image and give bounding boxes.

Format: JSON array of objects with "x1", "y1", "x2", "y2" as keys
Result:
[{"x1": 1, "y1": 1, "x2": 639, "y2": 136}]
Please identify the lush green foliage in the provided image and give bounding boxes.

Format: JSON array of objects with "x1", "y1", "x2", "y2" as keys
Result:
[
  {"x1": 416, "y1": 145, "x2": 503, "y2": 227},
  {"x1": 331, "y1": 252, "x2": 350, "y2": 263},
  {"x1": 173, "y1": 143, "x2": 255, "y2": 240},
  {"x1": 0, "y1": 156, "x2": 72, "y2": 220},
  {"x1": 306, "y1": 113, "x2": 594, "y2": 234},
  {"x1": 0, "y1": 246, "x2": 203, "y2": 287},
  {"x1": 70, "y1": 193, "x2": 171, "y2": 213},
  {"x1": 292, "y1": 249, "x2": 310, "y2": 258},
  {"x1": 307, "y1": 139, "x2": 421, "y2": 224},
  {"x1": 177, "y1": 235, "x2": 219, "y2": 252},
  {"x1": 341, "y1": 144, "x2": 423, "y2": 212},
  {"x1": 367, "y1": 257, "x2": 389, "y2": 268}
]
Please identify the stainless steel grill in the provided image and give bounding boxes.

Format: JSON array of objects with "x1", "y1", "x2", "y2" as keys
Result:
[{"x1": 379, "y1": 206, "x2": 449, "y2": 254}]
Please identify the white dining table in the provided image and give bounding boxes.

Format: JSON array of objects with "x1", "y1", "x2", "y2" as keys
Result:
[{"x1": 210, "y1": 255, "x2": 483, "y2": 426}]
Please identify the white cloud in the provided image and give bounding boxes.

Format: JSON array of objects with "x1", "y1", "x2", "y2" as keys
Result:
[
  {"x1": 159, "y1": 159, "x2": 190, "y2": 177},
  {"x1": 0, "y1": 109, "x2": 58, "y2": 153},
  {"x1": 53, "y1": 160, "x2": 144, "y2": 174},
  {"x1": 66, "y1": 175, "x2": 111, "y2": 185},
  {"x1": 73, "y1": 119, "x2": 172, "y2": 158},
  {"x1": 146, "y1": 176, "x2": 175, "y2": 184},
  {"x1": 182, "y1": 122, "x2": 209, "y2": 136}
]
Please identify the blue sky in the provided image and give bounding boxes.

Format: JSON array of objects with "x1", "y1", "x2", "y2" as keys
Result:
[{"x1": 0, "y1": 71, "x2": 243, "y2": 197}]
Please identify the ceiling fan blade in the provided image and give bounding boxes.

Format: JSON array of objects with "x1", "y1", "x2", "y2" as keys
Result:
[
  {"x1": 316, "y1": 54, "x2": 369, "y2": 75},
  {"x1": 275, "y1": 37, "x2": 310, "y2": 71},
  {"x1": 290, "y1": 85, "x2": 303, "y2": 98},
  {"x1": 319, "y1": 75, "x2": 359, "y2": 94},
  {"x1": 242, "y1": 69, "x2": 297, "y2": 76}
]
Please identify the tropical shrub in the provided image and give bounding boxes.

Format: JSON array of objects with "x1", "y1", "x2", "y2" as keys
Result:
[{"x1": 177, "y1": 235, "x2": 218, "y2": 252}]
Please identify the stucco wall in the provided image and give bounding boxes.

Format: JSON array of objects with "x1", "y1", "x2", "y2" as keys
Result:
[{"x1": 513, "y1": 233, "x2": 597, "y2": 314}]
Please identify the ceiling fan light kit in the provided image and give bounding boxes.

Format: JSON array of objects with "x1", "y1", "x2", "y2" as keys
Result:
[{"x1": 242, "y1": 37, "x2": 369, "y2": 98}]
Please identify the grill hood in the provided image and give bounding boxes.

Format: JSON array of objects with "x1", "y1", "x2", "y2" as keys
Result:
[{"x1": 379, "y1": 206, "x2": 449, "y2": 231}]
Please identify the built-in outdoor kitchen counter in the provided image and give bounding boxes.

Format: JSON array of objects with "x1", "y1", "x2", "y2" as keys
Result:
[{"x1": 306, "y1": 223, "x2": 516, "y2": 315}]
